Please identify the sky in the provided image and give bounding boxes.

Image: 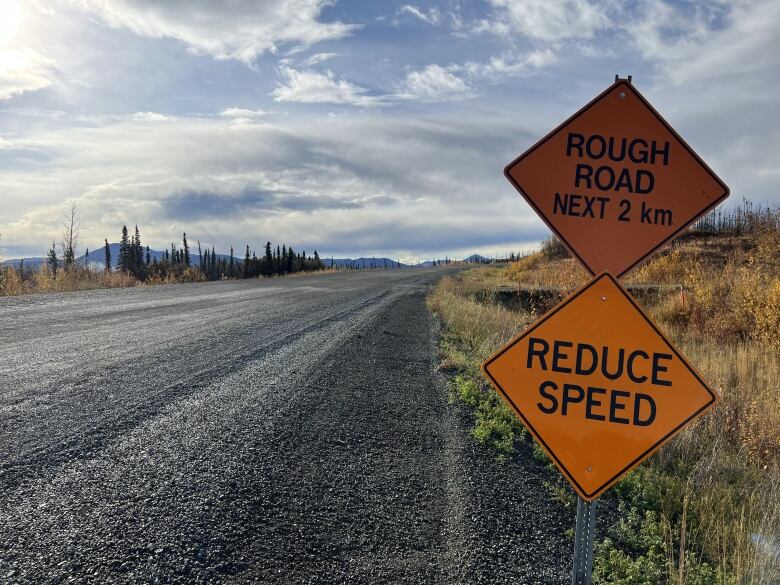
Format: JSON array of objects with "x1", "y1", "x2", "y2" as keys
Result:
[{"x1": 0, "y1": 0, "x2": 778, "y2": 263}]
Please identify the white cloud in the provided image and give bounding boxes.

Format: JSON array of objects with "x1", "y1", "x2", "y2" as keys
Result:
[
  {"x1": 628, "y1": 0, "x2": 780, "y2": 84},
  {"x1": 458, "y1": 49, "x2": 557, "y2": 81},
  {"x1": 476, "y1": 0, "x2": 610, "y2": 41},
  {"x1": 303, "y1": 52, "x2": 340, "y2": 66},
  {"x1": 396, "y1": 64, "x2": 472, "y2": 102},
  {"x1": 272, "y1": 62, "x2": 477, "y2": 107},
  {"x1": 392, "y1": 45, "x2": 557, "y2": 104},
  {"x1": 0, "y1": 48, "x2": 55, "y2": 100},
  {"x1": 399, "y1": 5, "x2": 441, "y2": 25},
  {"x1": 68, "y1": 0, "x2": 358, "y2": 63},
  {"x1": 271, "y1": 66, "x2": 382, "y2": 107},
  {"x1": 219, "y1": 108, "x2": 270, "y2": 119},
  {"x1": 271, "y1": 49, "x2": 554, "y2": 107},
  {"x1": 392, "y1": 49, "x2": 556, "y2": 104},
  {"x1": 132, "y1": 111, "x2": 172, "y2": 122}
]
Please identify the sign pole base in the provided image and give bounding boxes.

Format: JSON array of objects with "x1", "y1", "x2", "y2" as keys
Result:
[{"x1": 571, "y1": 496, "x2": 597, "y2": 585}]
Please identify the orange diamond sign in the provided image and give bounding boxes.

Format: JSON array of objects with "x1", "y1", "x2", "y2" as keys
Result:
[
  {"x1": 481, "y1": 273, "x2": 717, "y2": 501},
  {"x1": 505, "y1": 79, "x2": 729, "y2": 278}
]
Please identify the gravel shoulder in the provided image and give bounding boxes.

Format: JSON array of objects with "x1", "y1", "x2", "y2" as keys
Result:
[{"x1": 0, "y1": 271, "x2": 572, "y2": 583}]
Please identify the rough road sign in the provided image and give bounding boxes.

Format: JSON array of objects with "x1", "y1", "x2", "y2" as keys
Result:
[
  {"x1": 505, "y1": 79, "x2": 729, "y2": 278},
  {"x1": 481, "y1": 273, "x2": 717, "y2": 501}
]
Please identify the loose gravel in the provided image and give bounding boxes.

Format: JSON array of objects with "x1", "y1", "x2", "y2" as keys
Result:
[{"x1": 1, "y1": 270, "x2": 572, "y2": 583}]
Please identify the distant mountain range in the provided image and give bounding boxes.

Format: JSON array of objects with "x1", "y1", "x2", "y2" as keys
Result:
[
  {"x1": 2, "y1": 246, "x2": 495, "y2": 270},
  {"x1": 1, "y1": 256, "x2": 46, "y2": 269},
  {"x1": 1, "y1": 243, "x2": 237, "y2": 270}
]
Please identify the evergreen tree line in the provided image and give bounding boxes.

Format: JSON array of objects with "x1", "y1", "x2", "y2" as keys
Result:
[
  {"x1": 109, "y1": 225, "x2": 324, "y2": 281},
  {"x1": 241, "y1": 241, "x2": 323, "y2": 279}
]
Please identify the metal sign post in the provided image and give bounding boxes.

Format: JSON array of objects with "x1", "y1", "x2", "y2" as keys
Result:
[{"x1": 571, "y1": 497, "x2": 597, "y2": 585}]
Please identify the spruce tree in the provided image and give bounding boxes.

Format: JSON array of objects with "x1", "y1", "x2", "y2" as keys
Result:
[
  {"x1": 198, "y1": 241, "x2": 203, "y2": 273},
  {"x1": 85, "y1": 248, "x2": 89, "y2": 269},
  {"x1": 264, "y1": 242, "x2": 273, "y2": 276},
  {"x1": 145, "y1": 246, "x2": 151, "y2": 266},
  {"x1": 47, "y1": 242, "x2": 59, "y2": 278},
  {"x1": 119, "y1": 226, "x2": 130, "y2": 272},
  {"x1": 104, "y1": 239, "x2": 112, "y2": 272},
  {"x1": 183, "y1": 233, "x2": 191, "y2": 267},
  {"x1": 134, "y1": 225, "x2": 143, "y2": 274},
  {"x1": 129, "y1": 231, "x2": 137, "y2": 273},
  {"x1": 286, "y1": 246, "x2": 294, "y2": 273},
  {"x1": 229, "y1": 246, "x2": 234, "y2": 278},
  {"x1": 244, "y1": 245, "x2": 251, "y2": 278}
]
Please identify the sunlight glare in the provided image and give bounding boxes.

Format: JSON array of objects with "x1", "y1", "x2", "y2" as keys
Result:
[{"x1": 0, "y1": 0, "x2": 21, "y2": 46}]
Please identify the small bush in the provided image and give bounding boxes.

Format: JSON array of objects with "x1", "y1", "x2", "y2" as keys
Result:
[
  {"x1": 448, "y1": 374, "x2": 523, "y2": 459},
  {"x1": 505, "y1": 253, "x2": 541, "y2": 280},
  {"x1": 0, "y1": 265, "x2": 23, "y2": 295},
  {"x1": 540, "y1": 235, "x2": 569, "y2": 260},
  {"x1": 630, "y1": 228, "x2": 780, "y2": 346}
]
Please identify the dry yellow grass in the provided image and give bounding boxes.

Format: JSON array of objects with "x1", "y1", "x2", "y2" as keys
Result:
[
  {"x1": 427, "y1": 273, "x2": 530, "y2": 370},
  {"x1": 653, "y1": 338, "x2": 780, "y2": 583},
  {"x1": 0, "y1": 262, "x2": 336, "y2": 297},
  {"x1": 0, "y1": 265, "x2": 141, "y2": 296},
  {"x1": 678, "y1": 341, "x2": 780, "y2": 470},
  {"x1": 506, "y1": 229, "x2": 780, "y2": 347},
  {"x1": 506, "y1": 256, "x2": 589, "y2": 294},
  {"x1": 626, "y1": 229, "x2": 780, "y2": 347}
]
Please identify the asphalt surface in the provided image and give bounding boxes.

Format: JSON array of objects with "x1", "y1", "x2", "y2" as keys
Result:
[{"x1": 0, "y1": 269, "x2": 572, "y2": 583}]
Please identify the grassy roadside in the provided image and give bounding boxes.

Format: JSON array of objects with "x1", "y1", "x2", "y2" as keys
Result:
[
  {"x1": 0, "y1": 263, "x2": 338, "y2": 297},
  {"x1": 428, "y1": 223, "x2": 779, "y2": 583}
]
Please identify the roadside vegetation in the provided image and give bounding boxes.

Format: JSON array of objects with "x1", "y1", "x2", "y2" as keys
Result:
[
  {"x1": 0, "y1": 206, "x2": 326, "y2": 297},
  {"x1": 428, "y1": 201, "x2": 780, "y2": 584}
]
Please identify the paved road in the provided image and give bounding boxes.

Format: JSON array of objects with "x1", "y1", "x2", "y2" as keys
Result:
[{"x1": 0, "y1": 269, "x2": 571, "y2": 583}]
